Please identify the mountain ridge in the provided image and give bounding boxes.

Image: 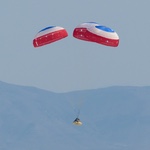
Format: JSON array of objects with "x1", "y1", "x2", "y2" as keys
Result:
[{"x1": 0, "y1": 81, "x2": 150, "y2": 150}]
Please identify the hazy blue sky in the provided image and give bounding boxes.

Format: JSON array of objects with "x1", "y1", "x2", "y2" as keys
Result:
[{"x1": 0, "y1": 0, "x2": 150, "y2": 92}]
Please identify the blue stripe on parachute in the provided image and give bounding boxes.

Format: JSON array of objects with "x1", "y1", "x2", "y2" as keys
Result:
[
  {"x1": 95, "y1": 26, "x2": 114, "y2": 32},
  {"x1": 39, "y1": 26, "x2": 55, "y2": 33}
]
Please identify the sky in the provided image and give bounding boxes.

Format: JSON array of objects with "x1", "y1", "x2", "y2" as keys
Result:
[{"x1": 0, "y1": 0, "x2": 150, "y2": 92}]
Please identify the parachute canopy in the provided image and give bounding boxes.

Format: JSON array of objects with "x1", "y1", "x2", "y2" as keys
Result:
[
  {"x1": 33, "y1": 26, "x2": 68, "y2": 47},
  {"x1": 73, "y1": 22, "x2": 119, "y2": 47}
]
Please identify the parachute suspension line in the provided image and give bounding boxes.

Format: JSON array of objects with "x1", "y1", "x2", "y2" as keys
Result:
[
  {"x1": 77, "y1": 99, "x2": 83, "y2": 117},
  {"x1": 65, "y1": 93, "x2": 85, "y2": 117},
  {"x1": 74, "y1": 108, "x2": 80, "y2": 118},
  {"x1": 67, "y1": 98, "x2": 84, "y2": 117},
  {"x1": 73, "y1": 98, "x2": 85, "y2": 117}
]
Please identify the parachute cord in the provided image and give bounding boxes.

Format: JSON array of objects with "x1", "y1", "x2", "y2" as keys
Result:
[
  {"x1": 74, "y1": 99, "x2": 85, "y2": 118},
  {"x1": 65, "y1": 95, "x2": 85, "y2": 118},
  {"x1": 76, "y1": 109, "x2": 80, "y2": 118}
]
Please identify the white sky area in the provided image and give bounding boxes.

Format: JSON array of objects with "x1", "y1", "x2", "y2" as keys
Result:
[{"x1": 0, "y1": 0, "x2": 150, "y2": 92}]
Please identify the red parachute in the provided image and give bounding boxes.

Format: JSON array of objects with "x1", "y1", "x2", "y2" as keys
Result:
[
  {"x1": 33, "y1": 26, "x2": 68, "y2": 47},
  {"x1": 73, "y1": 22, "x2": 119, "y2": 47}
]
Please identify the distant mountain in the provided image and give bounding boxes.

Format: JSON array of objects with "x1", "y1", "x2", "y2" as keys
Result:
[{"x1": 0, "y1": 81, "x2": 150, "y2": 150}]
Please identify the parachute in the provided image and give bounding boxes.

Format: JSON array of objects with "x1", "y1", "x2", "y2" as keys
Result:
[
  {"x1": 33, "y1": 26, "x2": 68, "y2": 47},
  {"x1": 73, "y1": 22, "x2": 119, "y2": 47}
]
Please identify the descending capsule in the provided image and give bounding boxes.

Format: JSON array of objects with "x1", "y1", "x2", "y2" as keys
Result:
[
  {"x1": 33, "y1": 26, "x2": 68, "y2": 47},
  {"x1": 73, "y1": 22, "x2": 119, "y2": 47},
  {"x1": 73, "y1": 118, "x2": 82, "y2": 126}
]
